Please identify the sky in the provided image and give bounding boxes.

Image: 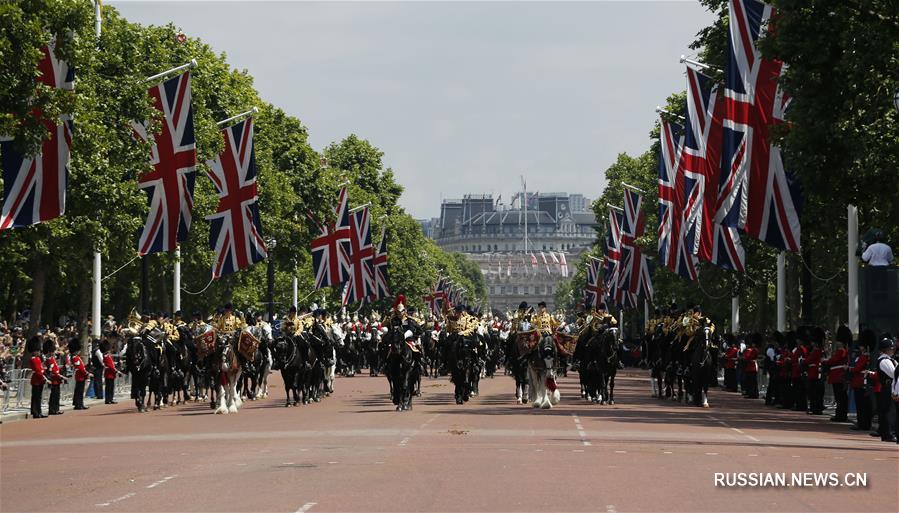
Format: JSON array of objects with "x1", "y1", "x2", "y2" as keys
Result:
[{"x1": 110, "y1": 1, "x2": 716, "y2": 219}]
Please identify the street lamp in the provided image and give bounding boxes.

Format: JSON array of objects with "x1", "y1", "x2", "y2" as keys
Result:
[{"x1": 266, "y1": 237, "x2": 277, "y2": 321}]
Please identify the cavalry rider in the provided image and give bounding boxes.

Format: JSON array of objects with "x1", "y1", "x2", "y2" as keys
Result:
[
  {"x1": 386, "y1": 295, "x2": 408, "y2": 330},
  {"x1": 282, "y1": 305, "x2": 303, "y2": 337},
  {"x1": 189, "y1": 311, "x2": 207, "y2": 336},
  {"x1": 213, "y1": 303, "x2": 245, "y2": 334},
  {"x1": 510, "y1": 301, "x2": 531, "y2": 335},
  {"x1": 532, "y1": 301, "x2": 560, "y2": 341},
  {"x1": 162, "y1": 311, "x2": 181, "y2": 343}
]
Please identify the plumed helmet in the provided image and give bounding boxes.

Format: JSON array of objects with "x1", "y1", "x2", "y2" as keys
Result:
[
  {"x1": 404, "y1": 330, "x2": 414, "y2": 340},
  {"x1": 26, "y1": 335, "x2": 42, "y2": 353},
  {"x1": 393, "y1": 294, "x2": 406, "y2": 313}
]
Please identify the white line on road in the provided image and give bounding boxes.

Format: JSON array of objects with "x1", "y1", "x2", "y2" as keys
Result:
[
  {"x1": 96, "y1": 492, "x2": 135, "y2": 507},
  {"x1": 295, "y1": 502, "x2": 317, "y2": 513},
  {"x1": 398, "y1": 437, "x2": 411, "y2": 447},
  {"x1": 607, "y1": 505, "x2": 617, "y2": 513},
  {"x1": 146, "y1": 475, "x2": 178, "y2": 489},
  {"x1": 571, "y1": 414, "x2": 591, "y2": 446}
]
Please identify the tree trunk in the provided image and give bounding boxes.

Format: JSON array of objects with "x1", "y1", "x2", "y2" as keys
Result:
[
  {"x1": 159, "y1": 268, "x2": 171, "y2": 315},
  {"x1": 5, "y1": 278, "x2": 19, "y2": 324},
  {"x1": 28, "y1": 266, "x2": 47, "y2": 337},
  {"x1": 800, "y1": 249, "x2": 813, "y2": 325}
]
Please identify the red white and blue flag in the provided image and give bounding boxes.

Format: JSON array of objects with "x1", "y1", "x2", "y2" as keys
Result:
[
  {"x1": 681, "y1": 66, "x2": 745, "y2": 272},
  {"x1": 311, "y1": 186, "x2": 352, "y2": 289},
  {"x1": 206, "y1": 117, "x2": 267, "y2": 279},
  {"x1": 425, "y1": 277, "x2": 448, "y2": 316},
  {"x1": 720, "y1": 0, "x2": 801, "y2": 252},
  {"x1": 371, "y1": 225, "x2": 390, "y2": 300},
  {"x1": 584, "y1": 258, "x2": 605, "y2": 310},
  {"x1": 342, "y1": 206, "x2": 375, "y2": 305},
  {"x1": 1, "y1": 41, "x2": 74, "y2": 231},
  {"x1": 133, "y1": 71, "x2": 197, "y2": 255},
  {"x1": 657, "y1": 118, "x2": 698, "y2": 280},
  {"x1": 619, "y1": 187, "x2": 653, "y2": 300}
]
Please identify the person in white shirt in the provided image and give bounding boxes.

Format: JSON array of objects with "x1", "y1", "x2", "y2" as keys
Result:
[
  {"x1": 861, "y1": 235, "x2": 894, "y2": 267},
  {"x1": 874, "y1": 339, "x2": 897, "y2": 442}
]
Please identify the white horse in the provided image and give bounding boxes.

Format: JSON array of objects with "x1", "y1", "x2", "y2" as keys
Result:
[
  {"x1": 527, "y1": 336, "x2": 561, "y2": 409},
  {"x1": 323, "y1": 324, "x2": 343, "y2": 395},
  {"x1": 215, "y1": 334, "x2": 243, "y2": 414}
]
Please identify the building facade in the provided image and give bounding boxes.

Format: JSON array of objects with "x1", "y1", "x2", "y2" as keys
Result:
[{"x1": 431, "y1": 192, "x2": 598, "y2": 312}]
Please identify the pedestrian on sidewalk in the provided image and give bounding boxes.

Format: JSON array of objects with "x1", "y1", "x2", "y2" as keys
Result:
[
  {"x1": 27, "y1": 336, "x2": 46, "y2": 419},
  {"x1": 824, "y1": 326, "x2": 850, "y2": 422},
  {"x1": 69, "y1": 337, "x2": 89, "y2": 410},
  {"x1": 101, "y1": 340, "x2": 120, "y2": 404},
  {"x1": 91, "y1": 339, "x2": 104, "y2": 400}
]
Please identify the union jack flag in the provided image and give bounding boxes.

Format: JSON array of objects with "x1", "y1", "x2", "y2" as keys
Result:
[
  {"x1": 310, "y1": 186, "x2": 352, "y2": 289},
  {"x1": 371, "y1": 225, "x2": 390, "y2": 300},
  {"x1": 1, "y1": 41, "x2": 74, "y2": 231},
  {"x1": 425, "y1": 277, "x2": 447, "y2": 316},
  {"x1": 680, "y1": 66, "x2": 745, "y2": 272},
  {"x1": 720, "y1": 0, "x2": 801, "y2": 252},
  {"x1": 619, "y1": 188, "x2": 654, "y2": 300},
  {"x1": 584, "y1": 258, "x2": 605, "y2": 310},
  {"x1": 657, "y1": 118, "x2": 698, "y2": 280},
  {"x1": 342, "y1": 206, "x2": 375, "y2": 305},
  {"x1": 206, "y1": 118, "x2": 267, "y2": 279},
  {"x1": 604, "y1": 207, "x2": 623, "y2": 306},
  {"x1": 133, "y1": 71, "x2": 197, "y2": 255}
]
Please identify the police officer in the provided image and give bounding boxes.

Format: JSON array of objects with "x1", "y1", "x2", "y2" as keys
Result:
[{"x1": 873, "y1": 337, "x2": 897, "y2": 442}]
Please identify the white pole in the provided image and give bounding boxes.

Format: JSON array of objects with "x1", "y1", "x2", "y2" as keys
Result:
[
  {"x1": 92, "y1": 252, "x2": 101, "y2": 339},
  {"x1": 847, "y1": 204, "x2": 859, "y2": 335},
  {"x1": 619, "y1": 307, "x2": 625, "y2": 342},
  {"x1": 731, "y1": 295, "x2": 740, "y2": 334},
  {"x1": 643, "y1": 298, "x2": 649, "y2": 335},
  {"x1": 94, "y1": 0, "x2": 102, "y2": 38},
  {"x1": 173, "y1": 248, "x2": 181, "y2": 313},
  {"x1": 776, "y1": 252, "x2": 786, "y2": 332},
  {"x1": 292, "y1": 276, "x2": 298, "y2": 309},
  {"x1": 145, "y1": 60, "x2": 198, "y2": 83}
]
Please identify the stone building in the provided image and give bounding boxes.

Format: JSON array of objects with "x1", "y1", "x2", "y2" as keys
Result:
[{"x1": 431, "y1": 192, "x2": 598, "y2": 312}]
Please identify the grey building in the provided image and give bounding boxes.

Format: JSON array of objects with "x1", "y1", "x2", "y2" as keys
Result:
[{"x1": 431, "y1": 192, "x2": 599, "y2": 312}]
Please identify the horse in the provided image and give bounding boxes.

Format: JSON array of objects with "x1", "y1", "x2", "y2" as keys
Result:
[
  {"x1": 684, "y1": 324, "x2": 717, "y2": 408},
  {"x1": 144, "y1": 329, "x2": 170, "y2": 410},
  {"x1": 384, "y1": 327, "x2": 418, "y2": 411},
  {"x1": 505, "y1": 332, "x2": 530, "y2": 405},
  {"x1": 647, "y1": 322, "x2": 673, "y2": 399},
  {"x1": 366, "y1": 329, "x2": 383, "y2": 377},
  {"x1": 271, "y1": 334, "x2": 303, "y2": 406},
  {"x1": 168, "y1": 326, "x2": 193, "y2": 405},
  {"x1": 446, "y1": 331, "x2": 479, "y2": 405},
  {"x1": 239, "y1": 323, "x2": 272, "y2": 401},
  {"x1": 422, "y1": 329, "x2": 441, "y2": 378},
  {"x1": 573, "y1": 323, "x2": 602, "y2": 403},
  {"x1": 527, "y1": 334, "x2": 560, "y2": 409},
  {"x1": 122, "y1": 335, "x2": 150, "y2": 412},
  {"x1": 213, "y1": 332, "x2": 242, "y2": 414},
  {"x1": 595, "y1": 326, "x2": 619, "y2": 405}
]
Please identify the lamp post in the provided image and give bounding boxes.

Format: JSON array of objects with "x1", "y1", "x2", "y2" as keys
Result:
[{"x1": 266, "y1": 237, "x2": 277, "y2": 322}]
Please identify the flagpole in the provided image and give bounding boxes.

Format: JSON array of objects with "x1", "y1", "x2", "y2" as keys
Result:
[
  {"x1": 145, "y1": 59, "x2": 198, "y2": 83},
  {"x1": 292, "y1": 276, "x2": 298, "y2": 310},
  {"x1": 173, "y1": 248, "x2": 181, "y2": 313},
  {"x1": 731, "y1": 295, "x2": 740, "y2": 334},
  {"x1": 216, "y1": 107, "x2": 258, "y2": 127},
  {"x1": 847, "y1": 204, "x2": 859, "y2": 335},
  {"x1": 349, "y1": 202, "x2": 371, "y2": 213},
  {"x1": 679, "y1": 55, "x2": 718, "y2": 72},
  {"x1": 94, "y1": 0, "x2": 102, "y2": 38},
  {"x1": 776, "y1": 252, "x2": 786, "y2": 332},
  {"x1": 91, "y1": 250, "x2": 101, "y2": 339},
  {"x1": 655, "y1": 106, "x2": 685, "y2": 121},
  {"x1": 622, "y1": 182, "x2": 645, "y2": 193}
]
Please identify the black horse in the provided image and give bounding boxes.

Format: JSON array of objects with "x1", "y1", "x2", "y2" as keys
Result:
[
  {"x1": 504, "y1": 332, "x2": 530, "y2": 404},
  {"x1": 122, "y1": 335, "x2": 150, "y2": 412},
  {"x1": 271, "y1": 335, "x2": 304, "y2": 406},
  {"x1": 446, "y1": 332, "x2": 479, "y2": 405},
  {"x1": 144, "y1": 329, "x2": 170, "y2": 410},
  {"x1": 595, "y1": 326, "x2": 619, "y2": 405},
  {"x1": 683, "y1": 324, "x2": 718, "y2": 407},
  {"x1": 383, "y1": 326, "x2": 418, "y2": 411},
  {"x1": 647, "y1": 322, "x2": 673, "y2": 399}
]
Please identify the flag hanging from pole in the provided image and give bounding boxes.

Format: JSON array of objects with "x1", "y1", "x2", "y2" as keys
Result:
[
  {"x1": 133, "y1": 70, "x2": 197, "y2": 255},
  {"x1": 657, "y1": 117, "x2": 698, "y2": 280},
  {"x1": 1, "y1": 40, "x2": 74, "y2": 231},
  {"x1": 371, "y1": 225, "x2": 390, "y2": 300},
  {"x1": 720, "y1": 0, "x2": 801, "y2": 252},
  {"x1": 342, "y1": 206, "x2": 375, "y2": 305},
  {"x1": 584, "y1": 258, "x2": 605, "y2": 310},
  {"x1": 310, "y1": 186, "x2": 352, "y2": 289},
  {"x1": 206, "y1": 117, "x2": 267, "y2": 279}
]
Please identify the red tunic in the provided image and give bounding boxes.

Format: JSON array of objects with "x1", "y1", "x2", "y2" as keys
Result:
[
  {"x1": 791, "y1": 346, "x2": 808, "y2": 379},
  {"x1": 742, "y1": 348, "x2": 759, "y2": 373},
  {"x1": 823, "y1": 348, "x2": 848, "y2": 385},
  {"x1": 723, "y1": 346, "x2": 739, "y2": 370},
  {"x1": 73, "y1": 355, "x2": 89, "y2": 382},
  {"x1": 30, "y1": 356, "x2": 46, "y2": 386},
  {"x1": 776, "y1": 351, "x2": 790, "y2": 379},
  {"x1": 103, "y1": 354, "x2": 117, "y2": 380},
  {"x1": 806, "y1": 348, "x2": 823, "y2": 380},
  {"x1": 849, "y1": 353, "x2": 869, "y2": 390},
  {"x1": 47, "y1": 357, "x2": 63, "y2": 385}
]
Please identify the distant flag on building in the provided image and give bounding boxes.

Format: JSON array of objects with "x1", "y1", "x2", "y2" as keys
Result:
[
  {"x1": 540, "y1": 252, "x2": 551, "y2": 274},
  {"x1": 132, "y1": 70, "x2": 197, "y2": 255},
  {"x1": 310, "y1": 186, "x2": 352, "y2": 289},
  {"x1": 530, "y1": 253, "x2": 538, "y2": 273},
  {"x1": 1, "y1": 39, "x2": 74, "y2": 231},
  {"x1": 720, "y1": 0, "x2": 801, "y2": 252},
  {"x1": 559, "y1": 252, "x2": 569, "y2": 278},
  {"x1": 206, "y1": 117, "x2": 267, "y2": 279}
]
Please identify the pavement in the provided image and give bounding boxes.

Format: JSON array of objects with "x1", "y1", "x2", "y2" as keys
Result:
[{"x1": 1, "y1": 370, "x2": 896, "y2": 513}]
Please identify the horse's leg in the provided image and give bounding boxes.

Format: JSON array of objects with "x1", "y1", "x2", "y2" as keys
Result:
[{"x1": 609, "y1": 373, "x2": 616, "y2": 405}]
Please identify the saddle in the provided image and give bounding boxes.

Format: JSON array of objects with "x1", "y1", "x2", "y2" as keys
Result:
[
  {"x1": 553, "y1": 333, "x2": 577, "y2": 357},
  {"x1": 194, "y1": 330, "x2": 216, "y2": 358},
  {"x1": 238, "y1": 331, "x2": 260, "y2": 361}
]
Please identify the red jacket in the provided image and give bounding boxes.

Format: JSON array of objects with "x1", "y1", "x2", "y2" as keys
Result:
[
  {"x1": 742, "y1": 347, "x2": 759, "y2": 373},
  {"x1": 776, "y1": 350, "x2": 790, "y2": 379},
  {"x1": 724, "y1": 346, "x2": 739, "y2": 370},
  {"x1": 849, "y1": 353, "x2": 869, "y2": 390},
  {"x1": 806, "y1": 348, "x2": 823, "y2": 381},
  {"x1": 823, "y1": 347, "x2": 848, "y2": 385},
  {"x1": 791, "y1": 346, "x2": 808, "y2": 379},
  {"x1": 47, "y1": 356, "x2": 63, "y2": 385},
  {"x1": 72, "y1": 355, "x2": 89, "y2": 382},
  {"x1": 30, "y1": 355, "x2": 46, "y2": 386},
  {"x1": 103, "y1": 354, "x2": 117, "y2": 380}
]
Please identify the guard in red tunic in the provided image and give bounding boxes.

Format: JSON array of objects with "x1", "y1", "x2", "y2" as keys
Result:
[
  {"x1": 741, "y1": 334, "x2": 760, "y2": 399},
  {"x1": 44, "y1": 338, "x2": 66, "y2": 415},
  {"x1": 791, "y1": 334, "x2": 809, "y2": 412},
  {"x1": 27, "y1": 336, "x2": 47, "y2": 418},
  {"x1": 849, "y1": 330, "x2": 876, "y2": 431},
  {"x1": 805, "y1": 330, "x2": 824, "y2": 415},
  {"x1": 823, "y1": 326, "x2": 851, "y2": 422},
  {"x1": 69, "y1": 337, "x2": 89, "y2": 410},
  {"x1": 101, "y1": 340, "x2": 120, "y2": 404},
  {"x1": 723, "y1": 344, "x2": 739, "y2": 392}
]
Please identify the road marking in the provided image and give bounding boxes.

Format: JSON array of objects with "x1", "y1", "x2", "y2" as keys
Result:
[
  {"x1": 328, "y1": 461, "x2": 338, "y2": 464},
  {"x1": 573, "y1": 449, "x2": 584, "y2": 453},
  {"x1": 705, "y1": 452, "x2": 718, "y2": 456},
  {"x1": 398, "y1": 437, "x2": 411, "y2": 447},
  {"x1": 615, "y1": 450, "x2": 626, "y2": 454},
  {"x1": 607, "y1": 505, "x2": 617, "y2": 513},
  {"x1": 96, "y1": 492, "x2": 136, "y2": 507},
  {"x1": 571, "y1": 414, "x2": 591, "y2": 446},
  {"x1": 709, "y1": 415, "x2": 761, "y2": 443},
  {"x1": 146, "y1": 475, "x2": 177, "y2": 489},
  {"x1": 748, "y1": 454, "x2": 758, "y2": 457},
  {"x1": 663, "y1": 451, "x2": 672, "y2": 454},
  {"x1": 792, "y1": 455, "x2": 800, "y2": 458},
  {"x1": 295, "y1": 502, "x2": 317, "y2": 513}
]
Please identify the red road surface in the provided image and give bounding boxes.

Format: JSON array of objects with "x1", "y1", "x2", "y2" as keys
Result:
[{"x1": 1, "y1": 370, "x2": 896, "y2": 512}]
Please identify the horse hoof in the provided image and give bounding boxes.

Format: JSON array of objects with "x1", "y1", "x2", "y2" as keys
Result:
[
  {"x1": 228, "y1": 405, "x2": 238, "y2": 414},
  {"x1": 609, "y1": 400, "x2": 615, "y2": 405},
  {"x1": 702, "y1": 403, "x2": 710, "y2": 408},
  {"x1": 396, "y1": 405, "x2": 401, "y2": 411}
]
